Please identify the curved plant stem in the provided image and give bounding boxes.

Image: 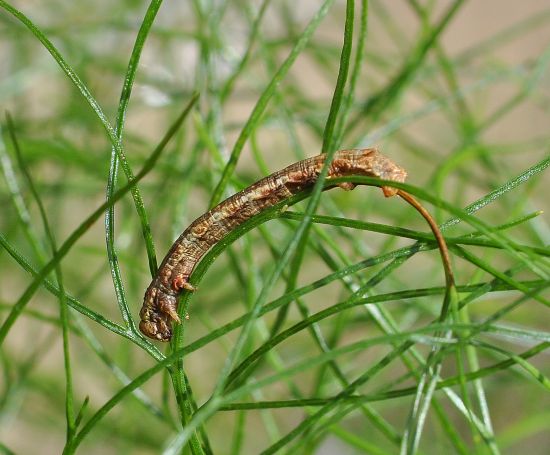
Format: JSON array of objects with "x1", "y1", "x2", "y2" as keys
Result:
[{"x1": 397, "y1": 189, "x2": 455, "y2": 291}]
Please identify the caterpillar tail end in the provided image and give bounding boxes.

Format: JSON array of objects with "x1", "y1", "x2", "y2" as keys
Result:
[{"x1": 382, "y1": 186, "x2": 398, "y2": 197}]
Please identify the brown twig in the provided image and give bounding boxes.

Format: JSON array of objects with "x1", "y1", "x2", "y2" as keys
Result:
[{"x1": 397, "y1": 189, "x2": 455, "y2": 290}]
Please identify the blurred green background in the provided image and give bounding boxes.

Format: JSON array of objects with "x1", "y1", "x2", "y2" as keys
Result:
[{"x1": 0, "y1": 1, "x2": 549, "y2": 454}]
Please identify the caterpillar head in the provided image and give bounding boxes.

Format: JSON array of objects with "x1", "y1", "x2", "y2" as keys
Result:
[{"x1": 139, "y1": 286, "x2": 180, "y2": 342}]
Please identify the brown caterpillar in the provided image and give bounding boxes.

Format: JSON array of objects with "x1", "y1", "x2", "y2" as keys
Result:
[{"x1": 139, "y1": 148, "x2": 407, "y2": 341}]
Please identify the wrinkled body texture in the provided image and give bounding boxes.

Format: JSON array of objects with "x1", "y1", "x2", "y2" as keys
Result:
[{"x1": 139, "y1": 148, "x2": 407, "y2": 341}]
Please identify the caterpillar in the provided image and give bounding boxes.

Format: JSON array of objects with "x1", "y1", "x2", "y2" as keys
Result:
[{"x1": 139, "y1": 148, "x2": 407, "y2": 341}]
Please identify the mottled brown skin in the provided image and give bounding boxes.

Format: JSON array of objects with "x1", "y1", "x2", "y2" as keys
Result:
[{"x1": 139, "y1": 148, "x2": 407, "y2": 341}]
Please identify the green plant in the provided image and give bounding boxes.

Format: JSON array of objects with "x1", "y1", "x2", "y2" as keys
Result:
[{"x1": 0, "y1": 1, "x2": 549, "y2": 454}]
